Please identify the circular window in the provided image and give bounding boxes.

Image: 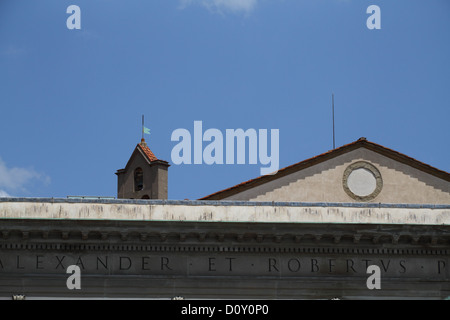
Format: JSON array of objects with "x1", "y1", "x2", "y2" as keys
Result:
[{"x1": 343, "y1": 161, "x2": 382, "y2": 201}]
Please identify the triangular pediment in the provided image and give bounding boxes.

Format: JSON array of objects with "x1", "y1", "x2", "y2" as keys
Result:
[{"x1": 200, "y1": 139, "x2": 450, "y2": 204}]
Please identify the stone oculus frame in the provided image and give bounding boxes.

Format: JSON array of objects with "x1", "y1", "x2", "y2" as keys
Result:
[{"x1": 343, "y1": 161, "x2": 383, "y2": 202}]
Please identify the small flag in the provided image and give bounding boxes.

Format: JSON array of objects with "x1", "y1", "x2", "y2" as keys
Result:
[{"x1": 143, "y1": 126, "x2": 151, "y2": 135}]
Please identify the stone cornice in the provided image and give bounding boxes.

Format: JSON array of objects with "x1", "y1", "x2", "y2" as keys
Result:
[
  {"x1": 0, "y1": 219, "x2": 449, "y2": 248},
  {"x1": 0, "y1": 242, "x2": 448, "y2": 256},
  {"x1": 0, "y1": 199, "x2": 449, "y2": 225}
]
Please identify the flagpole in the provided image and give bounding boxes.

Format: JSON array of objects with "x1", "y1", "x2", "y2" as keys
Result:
[
  {"x1": 142, "y1": 115, "x2": 144, "y2": 140},
  {"x1": 332, "y1": 93, "x2": 335, "y2": 150}
]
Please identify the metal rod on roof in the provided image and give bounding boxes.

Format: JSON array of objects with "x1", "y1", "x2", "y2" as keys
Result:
[
  {"x1": 142, "y1": 114, "x2": 144, "y2": 140},
  {"x1": 332, "y1": 93, "x2": 335, "y2": 149}
]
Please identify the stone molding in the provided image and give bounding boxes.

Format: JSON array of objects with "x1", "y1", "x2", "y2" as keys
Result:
[
  {"x1": 0, "y1": 242, "x2": 448, "y2": 256},
  {"x1": 343, "y1": 161, "x2": 383, "y2": 202},
  {"x1": 1, "y1": 200, "x2": 449, "y2": 225},
  {"x1": 1, "y1": 228, "x2": 449, "y2": 255}
]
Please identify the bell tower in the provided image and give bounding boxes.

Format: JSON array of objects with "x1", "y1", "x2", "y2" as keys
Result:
[{"x1": 116, "y1": 138, "x2": 170, "y2": 199}]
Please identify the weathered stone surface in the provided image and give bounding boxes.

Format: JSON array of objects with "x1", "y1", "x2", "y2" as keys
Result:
[
  {"x1": 0, "y1": 198, "x2": 449, "y2": 225},
  {"x1": 0, "y1": 199, "x2": 449, "y2": 299}
]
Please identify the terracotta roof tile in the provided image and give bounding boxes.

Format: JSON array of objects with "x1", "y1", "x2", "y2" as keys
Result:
[{"x1": 138, "y1": 139, "x2": 158, "y2": 162}]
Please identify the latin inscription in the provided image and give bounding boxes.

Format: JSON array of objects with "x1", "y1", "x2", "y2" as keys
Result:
[{"x1": 0, "y1": 254, "x2": 447, "y2": 279}]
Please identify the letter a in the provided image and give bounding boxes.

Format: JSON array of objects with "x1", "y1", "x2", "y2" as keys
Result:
[
  {"x1": 366, "y1": 5, "x2": 381, "y2": 30},
  {"x1": 171, "y1": 128, "x2": 192, "y2": 165},
  {"x1": 66, "y1": 5, "x2": 81, "y2": 30},
  {"x1": 366, "y1": 265, "x2": 381, "y2": 290},
  {"x1": 203, "y1": 128, "x2": 223, "y2": 165},
  {"x1": 66, "y1": 265, "x2": 81, "y2": 290}
]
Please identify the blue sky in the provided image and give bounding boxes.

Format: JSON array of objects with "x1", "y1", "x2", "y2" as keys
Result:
[{"x1": 0, "y1": 0, "x2": 449, "y2": 200}]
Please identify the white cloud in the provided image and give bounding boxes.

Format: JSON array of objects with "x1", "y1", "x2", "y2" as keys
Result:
[
  {"x1": 180, "y1": 0, "x2": 258, "y2": 14},
  {"x1": 0, "y1": 157, "x2": 50, "y2": 194},
  {"x1": 0, "y1": 190, "x2": 11, "y2": 198}
]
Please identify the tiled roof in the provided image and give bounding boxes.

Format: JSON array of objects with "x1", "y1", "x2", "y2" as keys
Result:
[
  {"x1": 138, "y1": 139, "x2": 158, "y2": 162},
  {"x1": 199, "y1": 138, "x2": 450, "y2": 200},
  {"x1": 116, "y1": 139, "x2": 169, "y2": 176}
]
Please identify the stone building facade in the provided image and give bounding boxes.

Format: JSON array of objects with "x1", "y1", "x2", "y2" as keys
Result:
[{"x1": 0, "y1": 138, "x2": 449, "y2": 299}]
